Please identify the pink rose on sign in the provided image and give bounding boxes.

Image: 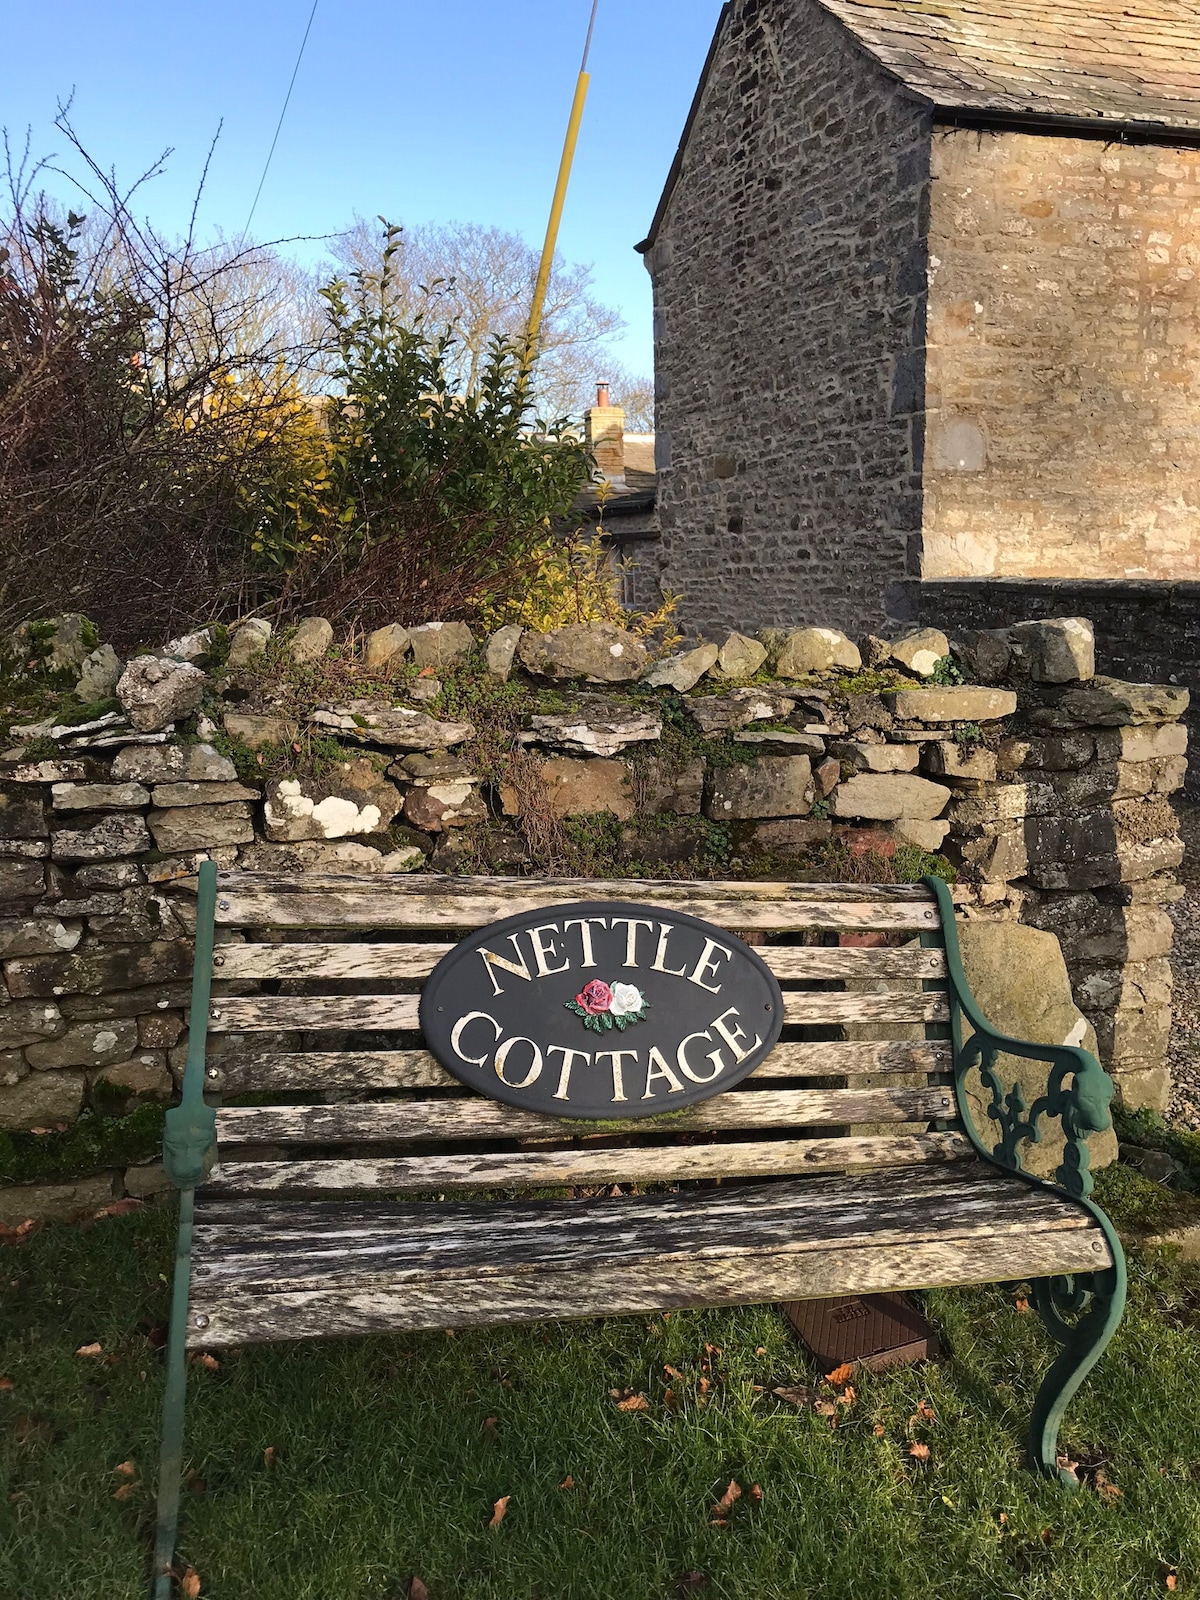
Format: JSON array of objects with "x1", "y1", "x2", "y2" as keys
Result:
[{"x1": 576, "y1": 979, "x2": 613, "y2": 1015}]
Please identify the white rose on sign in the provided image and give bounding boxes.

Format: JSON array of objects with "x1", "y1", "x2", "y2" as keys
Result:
[{"x1": 609, "y1": 983, "x2": 645, "y2": 1018}]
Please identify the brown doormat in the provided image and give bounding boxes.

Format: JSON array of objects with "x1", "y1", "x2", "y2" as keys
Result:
[{"x1": 781, "y1": 1293, "x2": 940, "y2": 1374}]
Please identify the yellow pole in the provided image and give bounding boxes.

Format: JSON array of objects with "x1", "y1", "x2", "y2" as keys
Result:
[{"x1": 524, "y1": 1, "x2": 600, "y2": 370}]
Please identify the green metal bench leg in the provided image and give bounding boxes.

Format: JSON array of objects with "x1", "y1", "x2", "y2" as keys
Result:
[
  {"x1": 1027, "y1": 1257, "x2": 1126, "y2": 1487},
  {"x1": 152, "y1": 1187, "x2": 197, "y2": 1599}
]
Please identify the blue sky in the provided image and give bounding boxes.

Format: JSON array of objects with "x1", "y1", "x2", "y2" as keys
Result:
[{"x1": 5, "y1": 0, "x2": 727, "y2": 379}]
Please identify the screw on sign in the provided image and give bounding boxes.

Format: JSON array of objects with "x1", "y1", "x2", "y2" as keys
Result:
[{"x1": 419, "y1": 901, "x2": 785, "y2": 1119}]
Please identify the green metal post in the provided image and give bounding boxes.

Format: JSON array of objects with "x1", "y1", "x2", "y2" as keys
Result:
[
  {"x1": 152, "y1": 860, "x2": 219, "y2": 1597},
  {"x1": 152, "y1": 1187, "x2": 197, "y2": 1599}
]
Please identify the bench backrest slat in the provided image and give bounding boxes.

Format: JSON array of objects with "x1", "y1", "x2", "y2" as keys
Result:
[
  {"x1": 214, "y1": 942, "x2": 947, "y2": 982},
  {"x1": 215, "y1": 1084, "x2": 958, "y2": 1147},
  {"x1": 204, "y1": 1131, "x2": 973, "y2": 1197},
  {"x1": 212, "y1": 874, "x2": 944, "y2": 933},
  {"x1": 206, "y1": 1039, "x2": 955, "y2": 1097},
  {"x1": 207, "y1": 990, "x2": 951, "y2": 1034}
]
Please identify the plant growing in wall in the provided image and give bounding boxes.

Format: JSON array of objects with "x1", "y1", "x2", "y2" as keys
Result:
[{"x1": 268, "y1": 224, "x2": 593, "y2": 626}]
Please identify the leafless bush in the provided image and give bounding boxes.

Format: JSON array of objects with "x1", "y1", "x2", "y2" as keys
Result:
[{"x1": 0, "y1": 116, "x2": 319, "y2": 646}]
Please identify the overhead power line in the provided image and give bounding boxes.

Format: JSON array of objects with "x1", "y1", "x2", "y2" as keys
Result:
[{"x1": 241, "y1": 0, "x2": 320, "y2": 241}]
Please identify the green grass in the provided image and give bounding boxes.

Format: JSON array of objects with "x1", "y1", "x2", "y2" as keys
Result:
[{"x1": 2, "y1": 1205, "x2": 1198, "y2": 1600}]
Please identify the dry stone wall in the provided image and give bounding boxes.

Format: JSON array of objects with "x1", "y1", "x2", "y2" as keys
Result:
[{"x1": 0, "y1": 610, "x2": 1187, "y2": 1220}]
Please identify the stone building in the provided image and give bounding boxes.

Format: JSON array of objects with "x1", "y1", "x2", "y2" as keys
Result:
[
  {"x1": 572, "y1": 384, "x2": 662, "y2": 610},
  {"x1": 639, "y1": 0, "x2": 1200, "y2": 644}
]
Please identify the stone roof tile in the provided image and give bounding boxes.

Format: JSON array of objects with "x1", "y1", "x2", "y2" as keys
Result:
[{"x1": 817, "y1": 0, "x2": 1200, "y2": 129}]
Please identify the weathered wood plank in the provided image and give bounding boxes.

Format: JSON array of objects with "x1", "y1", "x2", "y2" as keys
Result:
[
  {"x1": 215, "y1": 873, "x2": 940, "y2": 904},
  {"x1": 206, "y1": 1040, "x2": 955, "y2": 1096},
  {"x1": 206, "y1": 990, "x2": 951, "y2": 1034},
  {"x1": 202, "y1": 1131, "x2": 973, "y2": 1195},
  {"x1": 214, "y1": 941, "x2": 947, "y2": 982},
  {"x1": 214, "y1": 1085, "x2": 958, "y2": 1146},
  {"x1": 191, "y1": 1175, "x2": 1094, "y2": 1294},
  {"x1": 195, "y1": 1161, "x2": 1009, "y2": 1238},
  {"x1": 209, "y1": 873, "x2": 943, "y2": 932},
  {"x1": 185, "y1": 1229, "x2": 1109, "y2": 1347}
]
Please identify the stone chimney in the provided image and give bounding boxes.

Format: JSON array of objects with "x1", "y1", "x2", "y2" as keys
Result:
[{"x1": 585, "y1": 381, "x2": 626, "y2": 483}]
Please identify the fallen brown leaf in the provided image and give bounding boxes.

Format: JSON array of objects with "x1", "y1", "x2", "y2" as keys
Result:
[
  {"x1": 115, "y1": 1460, "x2": 136, "y2": 1477},
  {"x1": 825, "y1": 1362, "x2": 855, "y2": 1384},
  {"x1": 697, "y1": 1377, "x2": 710, "y2": 1395},
  {"x1": 755, "y1": 1347, "x2": 767, "y2": 1356},
  {"x1": 1165, "y1": 1572, "x2": 1178, "y2": 1591},
  {"x1": 76, "y1": 1343, "x2": 102, "y2": 1358},
  {"x1": 1015, "y1": 1296, "x2": 1032, "y2": 1313},
  {"x1": 664, "y1": 1364, "x2": 683, "y2": 1380},
  {"x1": 617, "y1": 1394, "x2": 651, "y2": 1412},
  {"x1": 710, "y1": 1517, "x2": 729, "y2": 1530},
  {"x1": 482, "y1": 1415, "x2": 498, "y2": 1435},
  {"x1": 704, "y1": 1343, "x2": 722, "y2": 1358},
  {"x1": 873, "y1": 1423, "x2": 886, "y2": 1437},
  {"x1": 263, "y1": 1446, "x2": 277, "y2": 1469},
  {"x1": 1094, "y1": 1470, "x2": 1123, "y2": 1501},
  {"x1": 773, "y1": 1384, "x2": 820, "y2": 1409},
  {"x1": 93, "y1": 1199, "x2": 145, "y2": 1219},
  {"x1": 0, "y1": 1377, "x2": 12, "y2": 1391},
  {"x1": 113, "y1": 1483, "x2": 134, "y2": 1500},
  {"x1": 837, "y1": 1385, "x2": 856, "y2": 1407},
  {"x1": 748, "y1": 1483, "x2": 763, "y2": 1503},
  {"x1": 559, "y1": 1475, "x2": 575, "y2": 1491},
  {"x1": 179, "y1": 1569, "x2": 201, "y2": 1599},
  {"x1": 191, "y1": 1353, "x2": 219, "y2": 1372},
  {"x1": 408, "y1": 1579, "x2": 429, "y2": 1600},
  {"x1": 814, "y1": 1399, "x2": 837, "y2": 1418},
  {"x1": 909, "y1": 1442, "x2": 931, "y2": 1462},
  {"x1": 915, "y1": 1400, "x2": 936, "y2": 1423},
  {"x1": 663, "y1": 1387, "x2": 678, "y2": 1409},
  {"x1": 715, "y1": 1480, "x2": 742, "y2": 1512},
  {"x1": 489, "y1": 1495, "x2": 510, "y2": 1528}
]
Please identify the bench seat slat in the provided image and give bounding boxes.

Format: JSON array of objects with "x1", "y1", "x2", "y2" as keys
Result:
[
  {"x1": 206, "y1": 990, "x2": 952, "y2": 1034},
  {"x1": 210, "y1": 874, "x2": 943, "y2": 932},
  {"x1": 207, "y1": 1040, "x2": 955, "y2": 1096},
  {"x1": 192, "y1": 1163, "x2": 1084, "y2": 1243},
  {"x1": 215, "y1": 942, "x2": 947, "y2": 982},
  {"x1": 186, "y1": 1232, "x2": 1105, "y2": 1346},
  {"x1": 185, "y1": 1166, "x2": 1109, "y2": 1347},
  {"x1": 192, "y1": 1170, "x2": 1095, "y2": 1292},
  {"x1": 202, "y1": 1131, "x2": 973, "y2": 1195},
  {"x1": 214, "y1": 1085, "x2": 957, "y2": 1146}
]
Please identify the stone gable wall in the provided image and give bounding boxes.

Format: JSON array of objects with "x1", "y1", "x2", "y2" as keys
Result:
[
  {"x1": 0, "y1": 611, "x2": 1187, "y2": 1220},
  {"x1": 643, "y1": 0, "x2": 931, "y2": 641},
  {"x1": 923, "y1": 129, "x2": 1200, "y2": 583}
]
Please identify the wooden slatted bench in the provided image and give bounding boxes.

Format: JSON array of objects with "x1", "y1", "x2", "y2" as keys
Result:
[{"x1": 150, "y1": 866, "x2": 1127, "y2": 1596}]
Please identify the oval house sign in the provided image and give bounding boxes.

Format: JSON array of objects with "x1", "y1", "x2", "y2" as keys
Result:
[{"x1": 420, "y1": 901, "x2": 785, "y2": 1118}]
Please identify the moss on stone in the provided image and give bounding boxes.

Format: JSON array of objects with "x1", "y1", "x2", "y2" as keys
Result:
[{"x1": 0, "y1": 1105, "x2": 164, "y2": 1187}]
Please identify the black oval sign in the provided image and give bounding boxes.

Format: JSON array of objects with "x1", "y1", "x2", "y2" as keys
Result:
[{"x1": 420, "y1": 901, "x2": 785, "y2": 1118}]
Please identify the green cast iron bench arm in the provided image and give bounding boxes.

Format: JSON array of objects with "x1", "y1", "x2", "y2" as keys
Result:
[
  {"x1": 925, "y1": 875, "x2": 1127, "y2": 1487},
  {"x1": 925, "y1": 875, "x2": 1116, "y2": 1203}
]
